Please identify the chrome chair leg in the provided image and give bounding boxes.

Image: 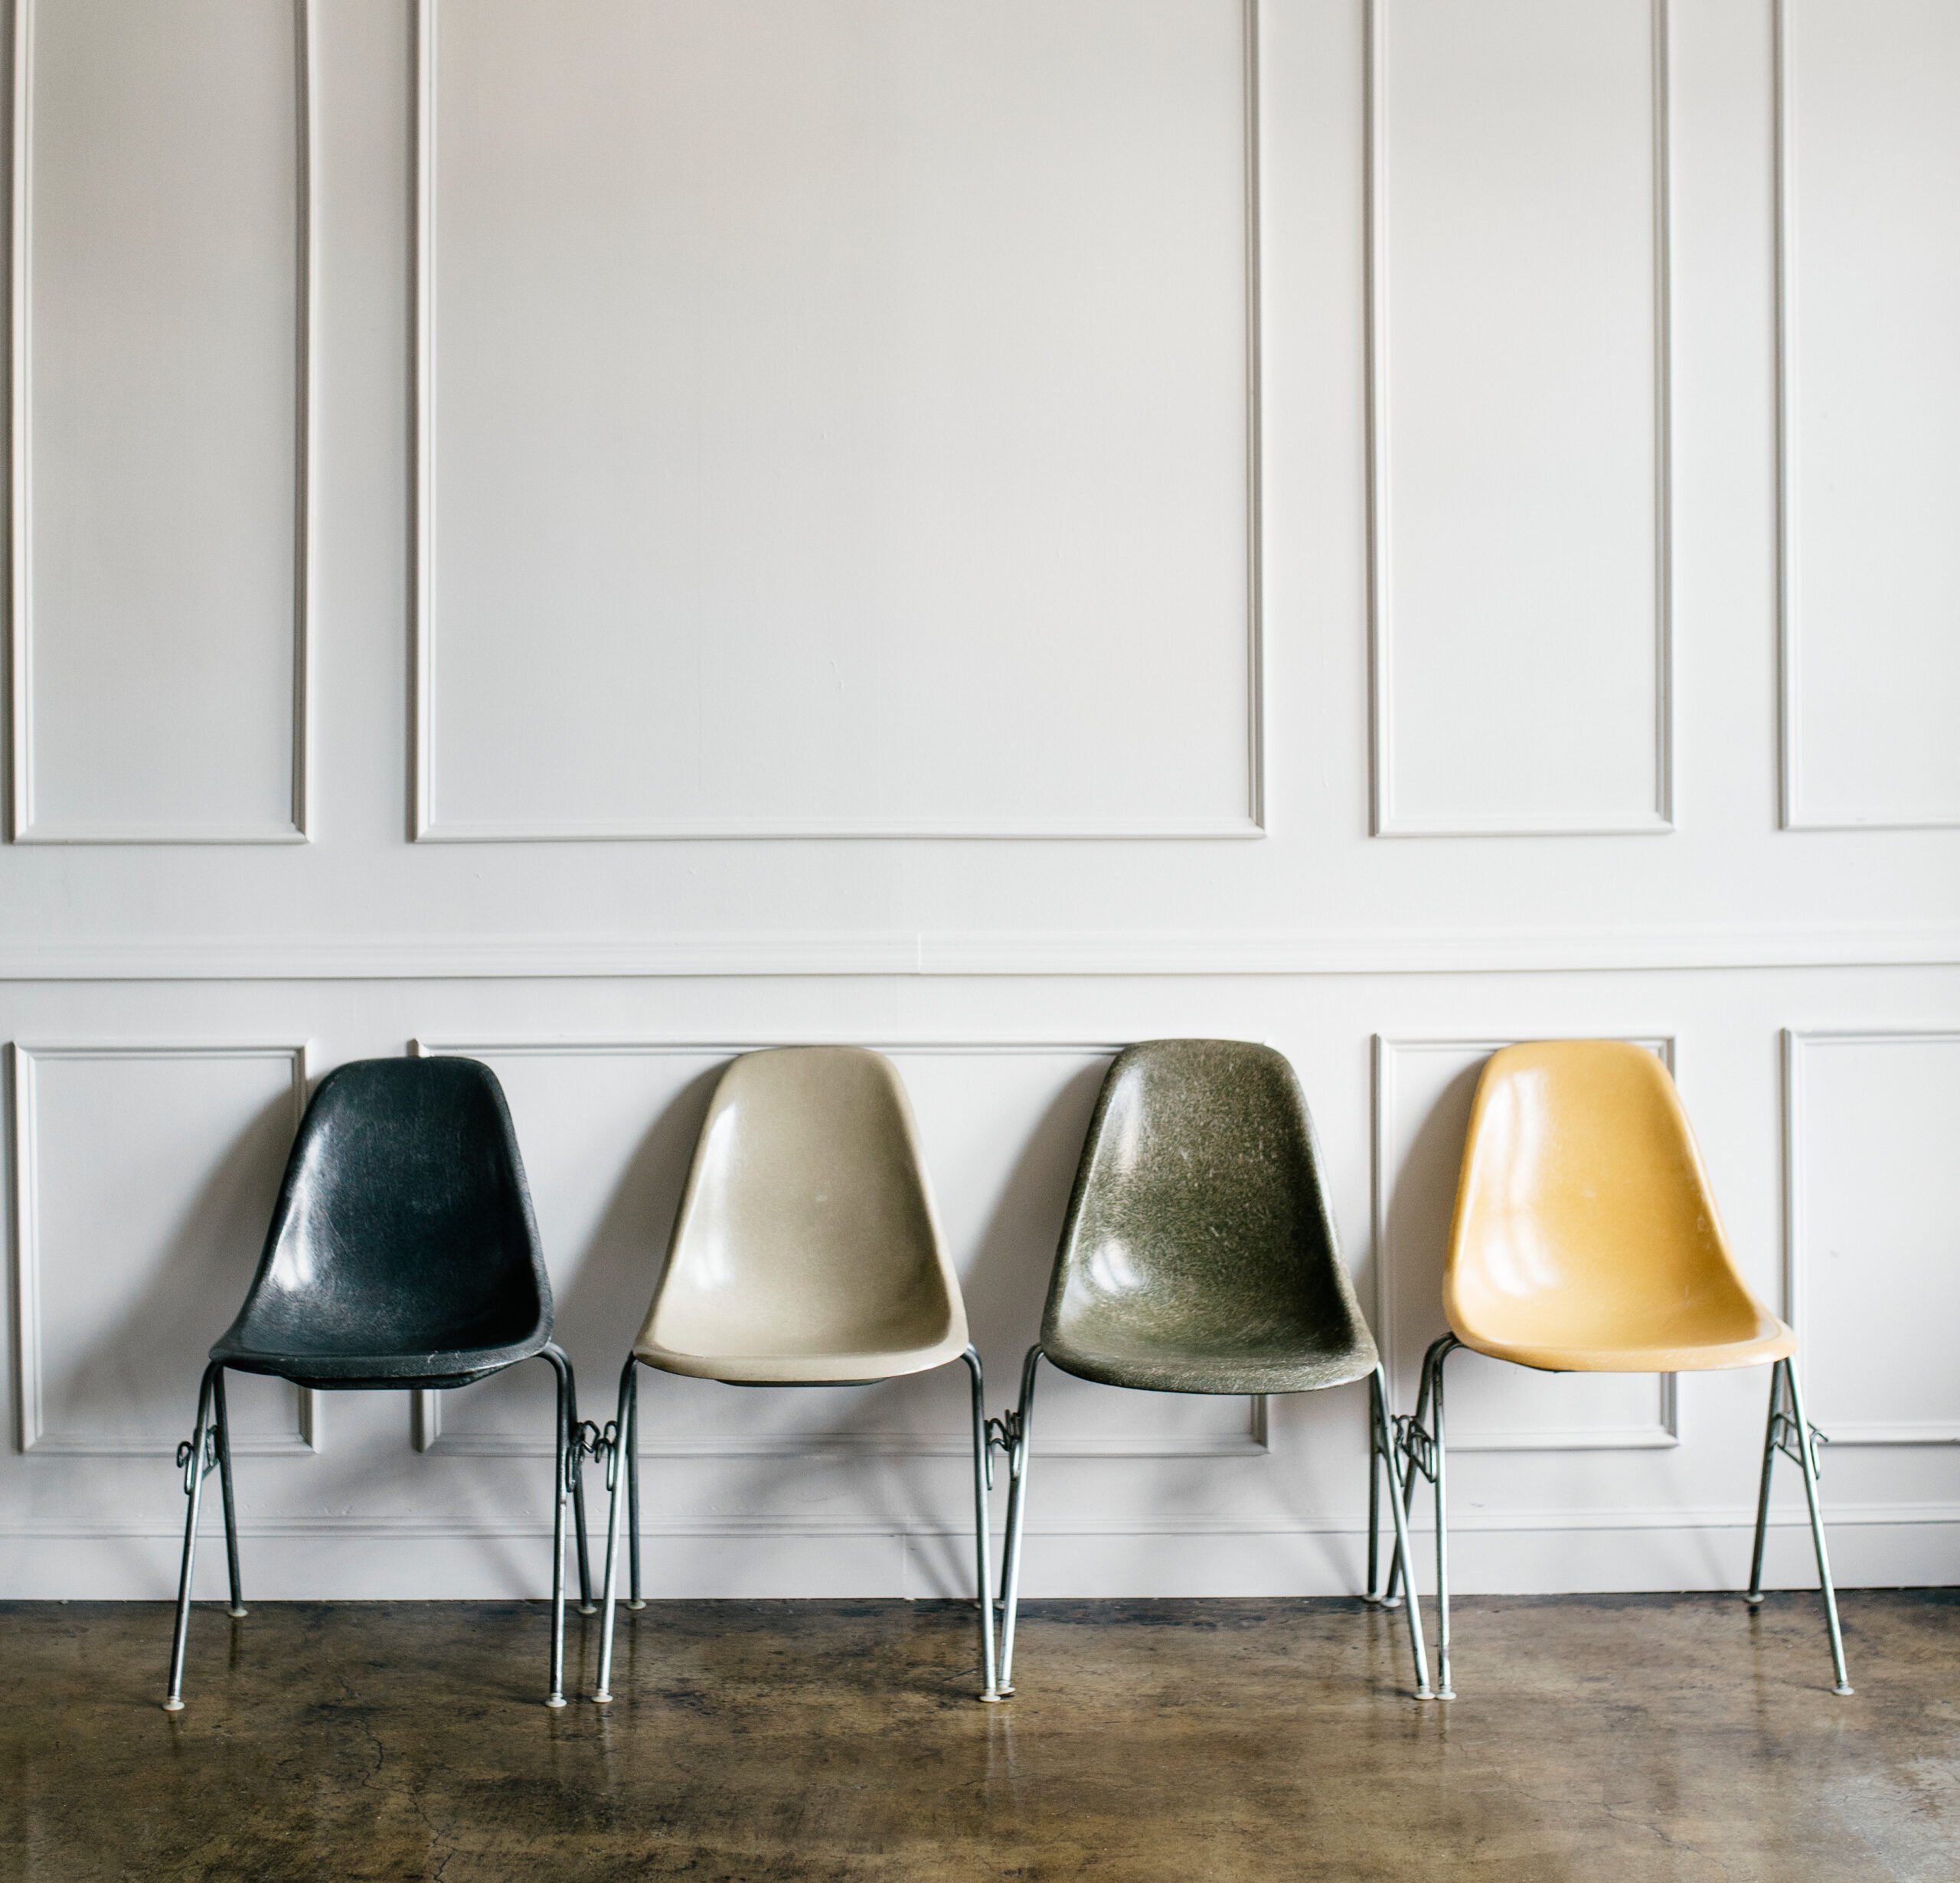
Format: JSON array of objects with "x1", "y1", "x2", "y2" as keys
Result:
[
  {"x1": 1747, "y1": 1359, "x2": 1852, "y2": 1693},
  {"x1": 1370, "y1": 1365, "x2": 1434, "y2": 1699},
  {"x1": 1380, "y1": 1334, "x2": 1447, "y2": 1603},
  {"x1": 1746, "y1": 1360, "x2": 1783, "y2": 1607},
  {"x1": 626, "y1": 1365, "x2": 645, "y2": 1609},
  {"x1": 992, "y1": 1346, "x2": 1042, "y2": 1698},
  {"x1": 541, "y1": 1343, "x2": 577, "y2": 1708},
  {"x1": 1365, "y1": 1374, "x2": 1383, "y2": 1606},
  {"x1": 570, "y1": 1373, "x2": 596, "y2": 1617},
  {"x1": 1429, "y1": 1339, "x2": 1455, "y2": 1699},
  {"x1": 164, "y1": 1362, "x2": 224, "y2": 1712},
  {"x1": 962, "y1": 1346, "x2": 1004, "y2": 1703},
  {"x1": 211, "y1": 1367, "x2": 246, "y2": 1618},
  {"x1": 593, "y1": 1356, "x2": 638, "y2": 1704},
  {"x1": 1381, "y1": 1336, "x2": 1455, "y2": 1695}
]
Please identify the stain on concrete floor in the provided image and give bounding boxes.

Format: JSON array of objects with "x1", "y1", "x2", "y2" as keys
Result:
[{"x1": 2, "y1": 1592, "x2": 1955, "y2": 1881}]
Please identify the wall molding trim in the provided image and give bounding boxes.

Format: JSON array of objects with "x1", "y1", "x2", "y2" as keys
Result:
[
  {"x1": 1781, "y1": 1026, "x2": 1960, "y2": 1444},
  {"x1": 1365, "y1": 0, "x2": 1674, "y2": 837},
  {"x1": 1774, "y1": 0, "x2": 1960, "y2": 832},
  {"x1": 7, "y1": 0, "x2": 314, "y2": 846},
  {"x1": 6, "y1": 1498, "x2": 1949, "y2": 1545},
  {"x1": 411, "y1": 0, "x2": 1266, "y2": 843},
  {"x1": 8, "y1": 1040, "x2": 320, "y2": 1455},
  {"x1": 1372, "y1": 1034, "x2": 1680, "y2": 1451},
  {"x1": 2, "y1": 921, "x2": 1957, "y2": 984}
]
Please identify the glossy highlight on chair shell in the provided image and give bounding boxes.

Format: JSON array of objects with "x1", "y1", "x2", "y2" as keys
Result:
[{"x1": 1445, "y1": 1039, "x2": 1793, "y2": 1373}]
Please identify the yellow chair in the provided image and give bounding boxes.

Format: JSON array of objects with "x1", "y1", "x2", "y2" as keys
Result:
[{"x1": 1386, "y1": 1039, "x2": 1850, "y2": 1697}]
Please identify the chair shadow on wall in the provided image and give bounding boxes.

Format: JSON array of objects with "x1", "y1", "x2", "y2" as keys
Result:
[{"x1": 59, "y1": 1084, "x2": 302, "y2": 1594}]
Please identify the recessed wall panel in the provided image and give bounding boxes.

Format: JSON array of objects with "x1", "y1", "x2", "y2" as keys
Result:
[
  {"x1": 11, "y1": 1045, "x2": 309, "y2": 1453},
  {"x1": 1370, "y1": 0, "x2": 1669, "y2": 834},
  {"x1": 414, "y1": 1043, "x2": 1258, "y2": 1457},
  {"x1": 1785, "y1": 1033, "x2": 1960, "y2": 1441},
  {"x1": 418, "y1": 0, "x2": 1256, "y2": 839},
  {"x1": 1374, "y1": 1038, "x2": 1677, "y2": 1447},
  {"x1": 11, "y1": 0, "x2": 307, "y2": 841},
  {"x1": 1780, "y1": 0, "x2": 1960, "y2": 827}
]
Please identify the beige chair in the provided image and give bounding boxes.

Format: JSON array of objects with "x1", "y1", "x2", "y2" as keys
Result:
[
  {"x1": 1386, "y1": 1039, "x2": 1851, "y2": 1697},
  {"x1": 591, "y1": 1046, "x2": 999, "y2": 1702}
]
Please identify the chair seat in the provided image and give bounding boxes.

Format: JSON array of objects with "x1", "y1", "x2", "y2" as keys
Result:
[
  {"x1": 1042, "y1": 1330, "x2": 1377, "y2": 1396},
  {"x1": 634, "y1": 1327, "x2": 968, "y2": 1385},
  {"x1": 1449, "y1": 1310, "x2": 1795, "y2": 1376},
  {"x1": 214, "y1": 1330, "x2": 550, "y2": 1393}
]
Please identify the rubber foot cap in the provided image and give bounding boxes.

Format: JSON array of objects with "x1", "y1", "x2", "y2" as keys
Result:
[
  {"x1": 162, "y1": 1699, "x2": 185, "y2": 1713},
  {"x1": 544, "y1": 1695, "x2": 567, "y2": 1709},
  {"x1": 626, "y1": 1599, "x2": 647, "y2": 1611}
]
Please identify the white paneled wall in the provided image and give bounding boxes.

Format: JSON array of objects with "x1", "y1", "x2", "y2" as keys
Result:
[
  {"x1": 1, "y1": 0, "x2": 1955, "y2": 1602},
  {"x1": 10, "y1": 0, "x2": 308, "y2": 842}
]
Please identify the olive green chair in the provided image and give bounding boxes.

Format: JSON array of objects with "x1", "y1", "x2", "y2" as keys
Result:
[
  {"x1": 994, "y1": 1039, "x2": 1435, "y2": 1699},
  {"x1": 591, "y1": 1046, "x2": 1001, "y2": 1704}
]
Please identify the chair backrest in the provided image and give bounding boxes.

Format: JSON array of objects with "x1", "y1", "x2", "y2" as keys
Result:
[
  {"x1": 221, "y1": 1056, "x2": 549, "y2": 1360},
  {"x1": 642, "y1": 1047, "x2": 963, "y2": 1362},
  {"x1": 1446, "y1": 1040, "x2": 1766, "y2": 1350},
  {"x1": 1042, "y1": 1039, "x2": 1370, "y2": 1362}
]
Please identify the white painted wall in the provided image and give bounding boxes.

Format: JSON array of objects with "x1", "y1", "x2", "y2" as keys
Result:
[{"x1": 2, "y1": 0, "x2": 1955, "y2": 1602}]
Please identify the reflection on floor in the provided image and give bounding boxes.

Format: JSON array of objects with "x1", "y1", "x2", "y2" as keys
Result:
[{"x1": 5, "y1": 1592, "x2": 1956, "y2": 1881}]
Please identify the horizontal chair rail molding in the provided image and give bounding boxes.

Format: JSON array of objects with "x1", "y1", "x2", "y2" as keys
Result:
[
  {"x1": 2, "y1": 922, "x2": 1958, "y2": 982},
  {"x1": 11, "y1": 1502, "x2": 1952, "y2": 1544}
]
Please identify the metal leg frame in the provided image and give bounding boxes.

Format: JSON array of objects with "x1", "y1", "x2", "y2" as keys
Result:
[
  {"x1": 991, "y1": 1346, "x2": 1043, "y2": 1699},
  {"x1": 595, "y1": 1350, "x2": 1004, "y2": 1705},
  {"x1": 1383, "y1": 1334, "x2": 1457, "y2": 1699},
  {"x1": 626, "y1": 1366, "x2": 645, "y2": 1609},
  {"x1": 961, "y1": 1345, "x2": 1005, "y2": 1703},
  {"x1": 167, "y1": 1348, "x2": 593, "y2": 1714},
  {"x1": 537, "y1": 1343, "x2": 588, "y2": 1707},
  {"x1": 593, "y1": 1356, "x2": 639, "y2": 1704},
  {"x1": 1368, "y1": 1363, "x2": 1435, "y2": 1699},
  {"x1": 994, "y1": 1349, "x2": 1432, "y2": 1702},
  {"x1": 164, "y1": 1359, "x2": 244, "y2": 1711},
  {"x1": 1746, "y1": 1356, "x2": 1852, "y2": 1695}
]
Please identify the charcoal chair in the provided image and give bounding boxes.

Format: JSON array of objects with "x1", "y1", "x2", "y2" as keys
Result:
[
  {"x1": 1383, "y1": 1039, "x2": 1851, "y2": 1697},
  {"x1": 992, "y1": 1039, "x2": 1435, "y2": 1699},
  {"x1": 592, "y1": 1046, "x2": 1001, "y2": 1703},
  {"x1": 164, "y1": 1056, "x2": 596, "y2": 1712}
]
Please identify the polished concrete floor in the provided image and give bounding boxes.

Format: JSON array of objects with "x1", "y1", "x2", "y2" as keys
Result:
[{"x1": 3, "y1": 1591, "x2": 1955, "y2": 1881}]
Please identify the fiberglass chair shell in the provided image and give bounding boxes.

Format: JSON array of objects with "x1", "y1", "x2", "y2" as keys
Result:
[
  {"x1": 1383, "y1": 1039, "x2": 1850, "y2": 1697},
  {"x1": 992, "y1": 1039, "x2": 1434, "y2": 1700},
  {"x1": 165, "y1": 1056, "x2": 596, "y2": 1712},
  {"x1": 593, "y1": 1046, "x2": 1001, "y2": 1702}
]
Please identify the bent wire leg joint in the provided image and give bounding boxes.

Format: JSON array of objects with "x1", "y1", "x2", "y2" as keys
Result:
[
  {"x1": 990, "y1": 1345, "x2": 1044, "y2": 1700},
  {"x1": 593, "y1": 1356, "x2": 641, "y2": 1704},
  {"x1": 1382, "y1": 1334, "x2": 1457, "y2": 1699},
  {"x1": 163, "y1": 1361, "x2": 245, "y2": 1713},
  {"x1": 1745, "y1": 1356, "x2": 1852, "y2": 1695},
  {"x1": 963, "y1": 1346, "x2": 1005, "y2": 1704},
  {"x1": 1366, "y1": 1365, "x2": 1436, "y2": 1700}
]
